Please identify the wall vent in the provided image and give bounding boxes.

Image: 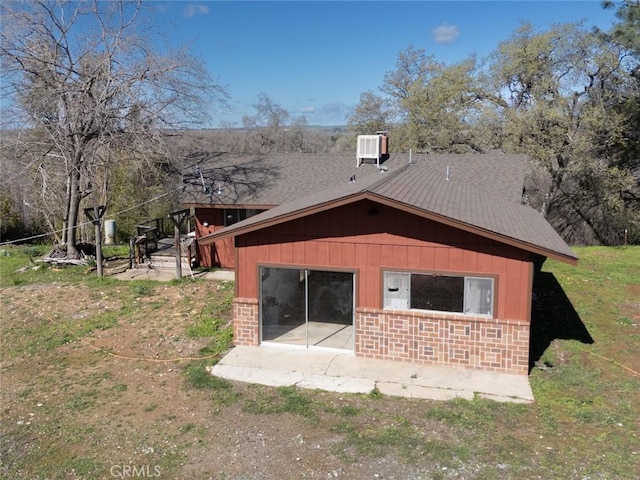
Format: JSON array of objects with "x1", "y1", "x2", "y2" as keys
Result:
[{"x1": 356, "y1": 133, "x2": 388, "y2": 167}]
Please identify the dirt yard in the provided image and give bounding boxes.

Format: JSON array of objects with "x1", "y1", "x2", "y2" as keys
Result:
[
  {"x1": 1, "y1": 279, "x2": 479, "y2": 480},
  {"x1": 2, "y1": 252, "x2": 639, "y2": 479}
]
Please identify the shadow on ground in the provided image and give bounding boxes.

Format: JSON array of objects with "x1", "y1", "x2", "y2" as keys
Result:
[{"x1": 529, "y1": 271, "x2": 594, "y2": 372}]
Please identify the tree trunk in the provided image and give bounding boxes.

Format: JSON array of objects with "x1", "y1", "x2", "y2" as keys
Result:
[
  {"x1": 66, "y1": 168, "x2": 82, "y2": 259},
  {"x1": 62, "y1": 173, "x2": 71, "y2": 245}
]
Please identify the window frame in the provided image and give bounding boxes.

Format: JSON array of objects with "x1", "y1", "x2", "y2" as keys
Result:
[
  {"x1": 382, "y1": 270, "x2": 496, "y2": 318},
  {"x1": 223, "y1": 208, "x2": 264, "y2": 227}
]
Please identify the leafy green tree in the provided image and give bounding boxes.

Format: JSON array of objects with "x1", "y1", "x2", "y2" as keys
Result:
[
  {"x1": 349, "y1": 10, "x2": 639, "y2": 244},
  {"x1": 346, "y1": 91, "x2": 391, "y2": 136},
  {"x1": 380, "y1": 45, "x2": 444, "y2": 102},
  {"x1": 602, "y1": 0, "x2": 640, "y2": 55},
  {"x1": 488, "y1": 21, "x2": 638, "y2": 244},
  {"x1": 378, "y1": 46, "x2": 446, "y2": 152},
  {"x1": 400, "y1": 57, "x2": 487, "y2": 153},
  {"x1": 106, "y1": 156, "x2": 175, "y2": 243},
  {"x1": 599, "y1": 0, "x2": 640, "y2": 240},
  {"x1": 349, "y1": 46, "x2": 490, "y2": 153}
]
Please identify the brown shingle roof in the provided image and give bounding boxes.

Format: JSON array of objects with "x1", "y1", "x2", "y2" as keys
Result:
[
  {"x1": 181, "y1": 152, "x2": 527, "y2": 206},
  {"x1": 388, "y1": 153, "x2": 527, "y2": 204},
  {"x1": 371, "y1": 162, "x2": 576, "y2": 261},
  {"x1": 181, "y1": 152, "x2": 396, "y2": 206},
  {"x1": 194, "y1": 153, "x2": 577, "y2": 264}
]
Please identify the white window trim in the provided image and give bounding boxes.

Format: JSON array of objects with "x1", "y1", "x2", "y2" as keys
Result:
[{"x1": 383, "y1": 271, "x2": 495, "y2": 318}]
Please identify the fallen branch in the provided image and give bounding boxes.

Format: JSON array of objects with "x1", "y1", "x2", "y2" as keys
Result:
[{"x1": 38, "y1": 257, "x2": 89, "y2": 266}]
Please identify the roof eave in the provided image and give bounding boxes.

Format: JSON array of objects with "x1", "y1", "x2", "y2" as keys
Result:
[
  {"x1": 184, "y1": 202, "x2": 277, "y2": 209},
  {"x1": 197, "y1": 192, "x2": 366, "y2": 246},
  {"x1": 366, "y1": 193, "x2": 578, "y2": 266},
  {"x1": 198, "y1": 192, "x2": 578, "y2": 266}
]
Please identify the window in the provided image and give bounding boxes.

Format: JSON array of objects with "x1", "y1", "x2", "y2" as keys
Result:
[
  {"x1": 223, "y1": 208, "x2": 264, "y2": 226},
  {"x1": 384, "y1": 271, "x2": 494, "y2": 316}
]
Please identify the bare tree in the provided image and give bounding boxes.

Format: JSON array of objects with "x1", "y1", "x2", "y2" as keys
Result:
[
  {"x1": 242, "y1": 93, "x2": 293, "y2": 153},
  {"x1": 0, "y1": 0, "x2": 227, "y2": 257}
]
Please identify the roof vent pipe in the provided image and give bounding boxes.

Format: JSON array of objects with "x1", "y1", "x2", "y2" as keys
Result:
[
  {"x1": 409, "y1": 149, "x2": 413, "y2": 165},
  {"x1": 446, "y1": 165, "x2": 450, "y2": 181}
]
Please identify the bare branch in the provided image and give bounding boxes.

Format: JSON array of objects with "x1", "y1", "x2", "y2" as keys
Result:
[{"x1": 1, "y1": 0, "x2": 228, "y2": 256}]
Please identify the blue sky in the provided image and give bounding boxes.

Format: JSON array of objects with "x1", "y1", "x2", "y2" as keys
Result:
[{"x1": 155, "y1": 1, "x2": 618, "y2": 127}]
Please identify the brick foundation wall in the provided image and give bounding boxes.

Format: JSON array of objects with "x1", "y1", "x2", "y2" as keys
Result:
[
  {"x1": 355, "y1": 308, "x2": 530, "y2": 375},
  {"x1": 233, "y1": 298, "x2": 259, "y2": 346},
  {"x1": 230, "y1": 300, "x2": 530, "y2": 374}
]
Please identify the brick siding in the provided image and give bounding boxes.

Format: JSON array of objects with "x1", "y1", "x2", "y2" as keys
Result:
[
  {"x1": 355, "y1": 307, "x2": 530, "y2": 375},
  {"x1": 233, "y1": 298, "x2": 259, "y2": 346},
  {"x1": 230, "y1": 300, "x2": 530, "y2": 374}
]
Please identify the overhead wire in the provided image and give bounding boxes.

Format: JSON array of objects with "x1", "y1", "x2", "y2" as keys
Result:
[{"x1": 0, "y1": 184, "x2": 186, "y2": 247}]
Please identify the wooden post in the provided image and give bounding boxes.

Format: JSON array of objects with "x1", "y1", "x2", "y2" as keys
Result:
[
  {"x1": 168, "y1": 209, "x2": 190, "y2": 280},
  {"x1": 174, "y1": 222, "x2": 182, "y2": 279},
  {"x1": 84, "y1": 205, "x2": 106, "y2": 277},
  {"x1": 129, "y1": 237, "x2": 134, "y2": 269},
  {"x1": 95, "y1": 218, "x2": 103, "y2": 277}
]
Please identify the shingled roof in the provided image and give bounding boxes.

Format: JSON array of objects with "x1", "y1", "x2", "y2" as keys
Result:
[
  {"x1": 195, "y1": 153, "x2": 577, "y2": 264},
  {"x1": 181, "y1": 152, "x2": 526, "y2": 206},
  {"x1": 181, "y1": 152, "x2": 389, "y2": 207}
]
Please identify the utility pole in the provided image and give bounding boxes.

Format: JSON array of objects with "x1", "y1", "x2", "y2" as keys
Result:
[{"x1": 84, "y1": 205, "x2": 106, "y2": 277}]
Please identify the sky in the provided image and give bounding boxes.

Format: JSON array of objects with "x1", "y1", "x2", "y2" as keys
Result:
[{"x1": 153, "y1": 1, "x2": 619, "y2": 127}]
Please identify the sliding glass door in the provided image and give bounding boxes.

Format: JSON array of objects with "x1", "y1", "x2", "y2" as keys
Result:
[
  {"x1": 260, "y1": 267, "x2": 354, "y2": 350},
  {"x1": 261, "y1": 268, "x2": 307, "y2": 345}
]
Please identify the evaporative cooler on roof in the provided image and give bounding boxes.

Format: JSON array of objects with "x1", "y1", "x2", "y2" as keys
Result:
[{"x1": 356, "y1": 133, "x2": 388, "y2": 168}]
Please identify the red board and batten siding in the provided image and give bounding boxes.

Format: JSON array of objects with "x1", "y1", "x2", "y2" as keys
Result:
[
  {"x1": 194, "y1": 208, "x2": 235, "y2": 268},
  {"x1": 235, "y1": 201, "x2": 532, "y2": 320},
  {"x1": 233, "y1": 200, "x2": 535, "y2": 374}
]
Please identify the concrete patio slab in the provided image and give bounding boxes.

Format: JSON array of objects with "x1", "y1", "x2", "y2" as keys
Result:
[
  {"x1": 111, "y1": 268, "x2": 234, "y2": 282},
  {"x1": 211, "y1": 345, "x2": 535, "y2": 403}
]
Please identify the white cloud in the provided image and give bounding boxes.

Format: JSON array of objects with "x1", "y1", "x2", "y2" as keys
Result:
[
  {"x1": 299, "y1": 103, "x2": 350, "y2": 125},
  {"x1": 184, "y1": 4, "x2": 209, "y2": 19},
  {"x1": 431, "y1": 23, "x2": 460, "y2": 44}
]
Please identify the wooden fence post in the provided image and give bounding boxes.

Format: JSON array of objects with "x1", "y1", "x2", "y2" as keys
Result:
[{"x1": 84, "y1": 205, "x2": 106, "y2": 277}]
